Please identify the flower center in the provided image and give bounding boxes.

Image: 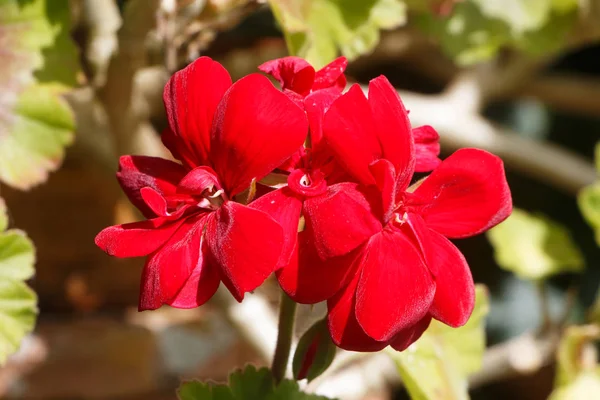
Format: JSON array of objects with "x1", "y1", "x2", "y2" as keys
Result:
[
  {"x1": 288, "y1": 169, "x2": 327, "y2": 198},
  {"x1": 197, "y1": 187, "x2": 227, "y2": 210}
]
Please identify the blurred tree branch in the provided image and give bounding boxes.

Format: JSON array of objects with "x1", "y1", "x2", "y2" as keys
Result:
[{"x1": 97, "y1": 0, "x2": 167, "y2": 158}]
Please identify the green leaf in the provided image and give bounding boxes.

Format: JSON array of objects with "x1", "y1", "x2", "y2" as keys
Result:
[
  {"x1": 389, "y1": 285, "x2": 489, "y2": 400},
  {"x1": 549, "y1": 325, "x2": 600, "y2": 400},
  {"x1": 0, "y1": 279, "x2": 37, "y2": 365},
  {"x1": 486, "y1": 208, "x2": 584, "y2": 280},
  {"x1": 549, "y1": 371, "x2": 600, "y2": 400},
  {"x1": 412, "y1": 0, "x2": 579, "y2": 65},
  {"x1": 0, "y1": 199, "x2": 7, "y2": 232},
  {"x1": 178, "y1": 365, "x2": 334, "y2": 400},
  {"x1": 0, "y1": 197, "x2": 38, "y2": 365},
  {"x1": 595, "y1": 142, "x2": 600, "y2": 173},
  {"x1": 269, "y1": 0, "x2": 407, "y2": 68},
  {"x1": 0, "y1": 0, "x2": 79, "y2": 190},
  {"x1": 555, "y1": 325, "x2": 600, "y2": 387},
  {"x1": 579, "y1": 183, "x2": 600, "y2": 246},
  {"x1": 0, "y1": 230, "x2": 35, "y2": 281}
]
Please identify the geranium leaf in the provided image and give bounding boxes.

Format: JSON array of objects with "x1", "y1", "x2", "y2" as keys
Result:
[
  {"x1": 0, "y1": 0, "x2": 79, "y2": 189},
  {"x1": 487, "y1": 208, "x2": 584, "y2": 280},
  {"x1": 389, "y1": 285, "x2": 489, "y2": 400},
  {"x1": 412, "y1": 0, "x2": 579, "y2": 65},
  {"x1": 549, "y1": 325, "x2": 600, "y2": 400},
  {"x1": 579, "y1": 183, "x2": 600, "y2": 246},
  {"x1": 0, "y1": 197, "x2": 37, "y2": 365},
  {"x1": 268, "y1": 0, "x2": 407, "y2": 68},
  {"x1": 178, "y1": 365, "x2": 334, "y2": 399}
]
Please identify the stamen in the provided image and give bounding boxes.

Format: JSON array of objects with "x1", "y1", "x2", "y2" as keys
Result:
[{"x1": 299, "y1": 175, "x2": 311, "y2": 187}]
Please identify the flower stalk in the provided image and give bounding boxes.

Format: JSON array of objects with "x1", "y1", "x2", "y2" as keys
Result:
[{"x1": 272, "y1": 291, "x2": 298, "y2": 384}]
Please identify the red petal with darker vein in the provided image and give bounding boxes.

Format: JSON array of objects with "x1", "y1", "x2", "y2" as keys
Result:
[
  {"x1": 258, "y1": 56, "x2": 315, "y2": 96},
  {"x1": 277, "y1": 218, "x2": 361, "y2": 304},
  {"x1": 117, "y1": 155, "x2": 187, "y2": 218},
  {"x1": 407, "y1": 213, "x2": 475, "y2": 327},
  {"x1": 168, "y1": 236, "x2": 221, "y2": 309},
  {"x1": 206, "y1": 201, "x2": 283, "y2": 301},
  {"x1": 250, "y1": 187, "x2": 303, "y2": 269},
  {"x1": 139, "y1": 214, "x2": 216, "y2": 310},
  {"x1": 410, "y1": 148, "x2": 512, "y2": 238},
  {"x1": 368, "y1": 76, "x2": 414, "y2": 190},
  {"x1": 140, "y1": 187, "x2": 169, "y2": 217},
  {"x1": 323, "y1": 84, "x2": 381, "y2": 185},
  {"x1": 313, "y1": 57, "x2": 348, "y2": 91},
  {"x1": 95, "y1": 217, "x2": 186, "y2": 258},
  {"x1": 369, "y1": 159, "x2": 397, "y2": 221},
  {"x1": 355, "y1": 229, "x2": 435, "y2": 341},
  {"x1": 413, "y1": 125, "x2": 441, "y2": 172},
  {"x1": 163, "y1": 56, "x2": 232, "y2": 167},
  {"x1": 390, "y1": 315, "x2": 433, "y2": 351},
  {"x1": 302, "y1": 183, "x2": 382, "y2": 260},
  {"x1": 210, "y1": 73, "x2": 308, "y2": 196},
  {"x1": 327, "y1": 269, "x2": 389, "y2": 352}
]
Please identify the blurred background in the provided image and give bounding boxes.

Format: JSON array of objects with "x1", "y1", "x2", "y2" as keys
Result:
[{"x1": 0, "y1": 0, "x2": 599, "y2": 399}]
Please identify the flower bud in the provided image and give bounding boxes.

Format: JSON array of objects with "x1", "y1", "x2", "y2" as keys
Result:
[{"x1": 292, "y1": 319, "x2": 336, "y2": 382}]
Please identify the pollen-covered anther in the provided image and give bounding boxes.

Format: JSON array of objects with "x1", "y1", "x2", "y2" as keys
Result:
[{"x1": 394, "y1": 212, "x2": 408, "y2": 225}]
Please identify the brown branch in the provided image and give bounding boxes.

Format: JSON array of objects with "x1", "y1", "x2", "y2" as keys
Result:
[
  {"x1": 385, "y1": 88, "x2": 597, "y2": 194},
  {"x1": 97, "y1": 0, "x2": 167, "y2": 158}
]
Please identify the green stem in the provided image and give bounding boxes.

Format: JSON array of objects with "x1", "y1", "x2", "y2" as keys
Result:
[
  {"x1": 272, "y1": 291, "x2": 297, "y2": 384},
  {"x1": 536, "y1": 280, "x2": 551, "y2": 332}
]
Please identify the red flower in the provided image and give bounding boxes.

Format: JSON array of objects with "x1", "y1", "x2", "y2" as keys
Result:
[
  {"x1": 259, "y1": 56, "x2": 348, "y2": 99},
  {"x1": 260, "y1": 56, "x2": 441, "y2": 173},
  {"x1": 305, "y1": 76, "x2": 512, "y2": 351},
  {"x1": 95, "y1": 57, "x2": 308, "y2": 310}
]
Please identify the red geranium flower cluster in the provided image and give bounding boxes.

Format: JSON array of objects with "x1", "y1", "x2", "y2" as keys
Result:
[{"x1": 96, "y1": 56, "x2": 512, "y2": 352}]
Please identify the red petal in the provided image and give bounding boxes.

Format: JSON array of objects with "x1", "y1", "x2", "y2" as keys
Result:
[
  {"x1": 210, "y1": 74, "x2": 308, "y2": 196},
  {"x1": 304, "y1": 88, "x2": 341, "y2": 148},
  {"x1": 369, "y1": 159, "x2": 397, "y2": 220},
  {"x1": 95, "y1": 217, "x2": 186, "y2": 258},
  {"x1": 313, "y1": 57, "x2": 348, "y2": 91},
  {"x1": 117, "y1": 155, "x2": 187, "y2": 218},
  {"x1": 276, "y1": 216, "x2": 361, "y2": 304},
  {"x1": 250, "y1": 187, "x2": 303, "y2": 268},
  {"x1": 140, "y1": 187, "x2": 169, "y2": 217},
  {"x1": 177, "y1": 166, "x2": 221, "y2": 194},
  {"x1": 258, "y1": 56, "x2": 315, "y2": 96},
  {"x1": 167, "y1": 238, "x2": 221, "y2": 309},
  {"x1": 408, "y1": 214, "x2": 475, "y2": 327},
  {"x1": 323, "y1": 84, "x2": 380, "y2": 185},
  {"x1": 327, "y1": 268, "x2": 389, "y2": 352},
  {"x1": 302, "y1": 183, "x2": 382, "y2": 260},
  {"x1": 390, "y1": 315, "x2": 432, "y2": 351},
  {"x1": 410, "y1": 148, "x2": 512, "y2": 238},
  {"x1": 355, "y1": 229, "x2": 435, "y2": 341},
  {"x1": 163, "y1": 56, "x2": 232, "y2": 167},
  {"x1": 413, "y1": 125, "x2": 441, "y2": 172},
  {"x1": 139, "y1": 214, "x2": 217, "y2": 310},
  {"x1": 368, "y1": 76, "x2": 414, "y2": 190},
  {"x1": 206, "y1": 201, "x2": 283, "y2": 301}
]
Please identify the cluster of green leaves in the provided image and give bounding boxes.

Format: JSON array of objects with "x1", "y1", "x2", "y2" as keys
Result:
[
  {"x1": 178, "y1": 365, "x2": 334, "y2": 400},
  {"x1": 0, "y1": 0, "x2": 79, "y2": 190},
  {"x1": 0, "y1": 199, "x2": 37, "y2": 365},
  {"x1": 578, "y1": 142, "x2": 600, "y2": 246},
  {"x1": 389, "y1": 285, "x2": 489, "y2": 400},
  {"x1": 268, "y1": 0, "x2": 585, "y2": 67},
  {"x1": 487, "y1": 208, "x2": 584, "y2": 280},
  {"x1": 268, "y1": 0, "x2": 407, "y2": 68},
  {"x1": 410, "y1": 0, "x2": 580, "y2": 64}
]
